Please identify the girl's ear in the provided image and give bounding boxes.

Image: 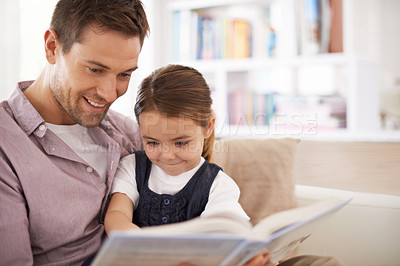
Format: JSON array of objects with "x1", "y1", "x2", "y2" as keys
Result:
[
  {"x1": 204, "y1": 116, "x2": 215, "y2": 138},
  {"x1": 44, "y1": 29, "x2": 60, "y2": 64}
]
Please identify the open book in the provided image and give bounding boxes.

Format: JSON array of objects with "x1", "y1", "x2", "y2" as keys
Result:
[{"x1": 92, "y1": 197, "x2": 351, "y2": 266}]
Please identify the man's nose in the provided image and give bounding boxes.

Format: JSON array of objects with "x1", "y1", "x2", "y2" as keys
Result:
[{"x1": 96, "y1": 77, "x2": 118, "y2": 103}]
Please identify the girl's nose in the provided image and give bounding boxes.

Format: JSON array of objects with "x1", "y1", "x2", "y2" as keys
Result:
[{"x1": 160, "y1": 144, "x2": 176, "y2": 160}]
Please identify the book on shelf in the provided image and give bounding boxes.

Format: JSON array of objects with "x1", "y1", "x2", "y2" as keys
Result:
[
  {"x1": 320, "y1": 0, "x2": 332, "y2": 53},
  {"x1": 172, "y1": 9, "x2": 201, "y2": 61},
  {"x1": 297, "y1": 0, "x2": 321, "y2": 55},
  {"x1": 227, "y1": 91, "x2": 346, "y2": 130},
  {"x1": 91, "y1": 197, "x2": 352, "y2": 266},
  {"x1": 329, "y1": 0, "x2": 343, "y2": 53},
  {"x1": 232, "y1": 19, "x2": 252, "y2": 58},
  {"x1": 199, "y1": 16, "x2": 215, "y2": 60},
  {"x1": 171, "y1": 9, "x2": 253, "y2": 60},
  {"x1": 273, "y1": 94, "x2": 347, "y2": 131},
  {"x1": 228, "y1": 91, "x2": 276, "y2": 127},
  {"x1": 170, "y1": 0, "x2": 343, "y2": 61},
  {"x1": 295, "y1": 0, "x2": 343, "y2": 55}
]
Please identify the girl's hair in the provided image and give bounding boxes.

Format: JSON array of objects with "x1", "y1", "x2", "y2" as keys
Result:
[
  {"x1": 135, "y1": 64, "x2": 215, "y2": 162},
  {"x1": 50, "y1": 0, "x2": 150, "y2": 54}
]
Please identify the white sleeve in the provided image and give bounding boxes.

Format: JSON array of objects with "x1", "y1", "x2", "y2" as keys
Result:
[
  {"x1": 111, "y1": 153, "x2": 140, "y2": 209},
  {"x1": 201, "y1": 170, "x2": 250, "y2": 223}
]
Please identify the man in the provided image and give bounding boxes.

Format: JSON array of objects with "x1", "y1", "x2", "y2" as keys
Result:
[{"x1": 0, "y1": 1, "x2": 149, "y2": 265}]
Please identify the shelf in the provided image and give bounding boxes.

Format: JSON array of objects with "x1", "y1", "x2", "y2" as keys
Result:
[
  {"x1": 215, "y1": 126, "x2": 400, "y2": 142},
  {"x1": 172, "y1": 53, "x2": 352, "y2": 72},
  {"x1": 167, "y1": 0, "x2": 266, "y2": 11},
  {"x1": 160, "y1": 0, "x2": 382, "y2": 138}
]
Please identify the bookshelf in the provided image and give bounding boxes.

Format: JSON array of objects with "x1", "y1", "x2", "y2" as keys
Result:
[{"x1": 155, "y1": 0, "x2": 381, "y2": 138}]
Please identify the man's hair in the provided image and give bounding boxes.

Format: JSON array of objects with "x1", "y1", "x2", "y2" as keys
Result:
[
  {"x1": 135, "y1": 64, "x2": 216, "y2": 162},
  {"x1": 50, "y1": 0, "x2": 150, "y2": 53}
]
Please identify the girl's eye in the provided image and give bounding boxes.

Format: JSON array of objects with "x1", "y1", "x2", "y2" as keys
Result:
[
  {"x1": 146, "y1": 141, "x2": 159, "y2": 146},
  {"x1": 175, "y1": 141, "x2": 188, "y2": 147}
]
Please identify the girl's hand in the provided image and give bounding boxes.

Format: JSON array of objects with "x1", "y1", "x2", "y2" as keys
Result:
[
  {"x1": 244, "y1": 249, "x2": 276, "y2": 266},
  {"x1": 178, "y1": 249, "x2": 276, "y2": 266}
]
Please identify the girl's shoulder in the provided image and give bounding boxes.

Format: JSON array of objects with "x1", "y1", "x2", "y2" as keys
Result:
[{"x1": 212, "y1": 170, "x2": 240, "y2": 192}]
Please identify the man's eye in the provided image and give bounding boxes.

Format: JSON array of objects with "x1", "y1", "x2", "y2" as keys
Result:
[
  {"x1": 147, "y1": 141, "x2": 159, "y2": 146},
  {"x1": 90, "y1": 68, "x2": 100, "y2": 73},
  {"x1": 175, "y1": 141, "x2": 188, "y2": 147},
  {"x1": 119, "y1": 73, "x2": 131, "y2": 78}
]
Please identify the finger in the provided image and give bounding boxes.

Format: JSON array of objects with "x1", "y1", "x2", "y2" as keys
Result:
[{"x1": 244, "y1": 254, "x2": 265, "y2": 266}]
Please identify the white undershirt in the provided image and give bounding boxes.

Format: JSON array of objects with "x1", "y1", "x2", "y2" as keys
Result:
[
  {"x1": 112, "y1": 154, "x2": 250, "y2": 223},
  {"x1": 46, "y1": 123, "x2": 108, "y2": 182}
]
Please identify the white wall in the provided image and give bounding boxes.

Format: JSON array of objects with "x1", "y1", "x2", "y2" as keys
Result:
[
  {"x1": 0, "y1": 0, "x2": 20, "y2": 101},
  {"x1": 380, "y1": 0, "x2": 400, "y2": 90},
  {"x1": 0, "y1": 0, "x2": 161, "y2": 120},
  {"x1": 0, "y1": 0, "x2": 55, "y2": 101},
  {"x1": 348, "y1": 0, "x2": 400, "y2": 92}
]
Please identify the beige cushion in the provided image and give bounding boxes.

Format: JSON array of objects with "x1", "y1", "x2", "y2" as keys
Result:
[{"x1": 213, "y1": 137, "x2": 300, "y2": 225}]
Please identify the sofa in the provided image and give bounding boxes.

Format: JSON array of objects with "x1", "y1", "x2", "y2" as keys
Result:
[{"x1": 213, "y1": 137, "x2": 400, "y2": 266}]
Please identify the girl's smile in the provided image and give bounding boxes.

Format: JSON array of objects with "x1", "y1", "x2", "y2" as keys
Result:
[{"x1": 139, "y1": 111, "x2": 212, "y2": 176}]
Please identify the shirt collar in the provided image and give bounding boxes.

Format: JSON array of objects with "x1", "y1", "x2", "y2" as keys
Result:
[{"x1": 8, "y1": 81, "x2": 46, "y2": 136}]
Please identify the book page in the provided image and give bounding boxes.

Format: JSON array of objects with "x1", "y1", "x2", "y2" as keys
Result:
[
  {"x1": 249, "y1": 197, "x2": 352, "y2": 263},
  {"x1": 92, "y1": 233, "x2": 248, "y2": 266},
  {"x1": 223, "y1": 240, "x2": 267, "y2": 266},
  {"x1": 250, "y1": 197, "x2": 350, "y2": 239},
  {"x1": 134, "y1": 215, "x2": 252, "y2": 236}
]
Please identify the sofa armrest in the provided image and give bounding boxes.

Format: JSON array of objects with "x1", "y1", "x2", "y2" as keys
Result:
[{"x1": 295, "y1": 185, "x2": 400, "y2": 266}]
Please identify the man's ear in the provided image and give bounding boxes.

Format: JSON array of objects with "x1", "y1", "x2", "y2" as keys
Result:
[{"x1": 44, "y1": 29, "x2": 60, "y2": 64}]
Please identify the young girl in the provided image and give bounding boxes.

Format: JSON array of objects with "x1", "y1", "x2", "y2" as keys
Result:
[
  {"x1": 104, "y1": 64, "x2": 250, "y2": 231},
  {"x1": 104, "y1": 64, "x2": 271, "y2": 266}
]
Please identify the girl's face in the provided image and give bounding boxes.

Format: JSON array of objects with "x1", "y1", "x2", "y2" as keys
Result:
[{"x1": 139, "y1": 111, "x2": 213, "y2": 176}]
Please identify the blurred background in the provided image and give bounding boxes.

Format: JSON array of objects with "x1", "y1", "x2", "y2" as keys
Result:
[{"x1": 1, "y1": 0, "x2": 399, "y2": 139}]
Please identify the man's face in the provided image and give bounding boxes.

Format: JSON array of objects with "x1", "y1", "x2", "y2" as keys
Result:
[{"x1": 50, "y1": 26, "x2": 141, "y2": 127}]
